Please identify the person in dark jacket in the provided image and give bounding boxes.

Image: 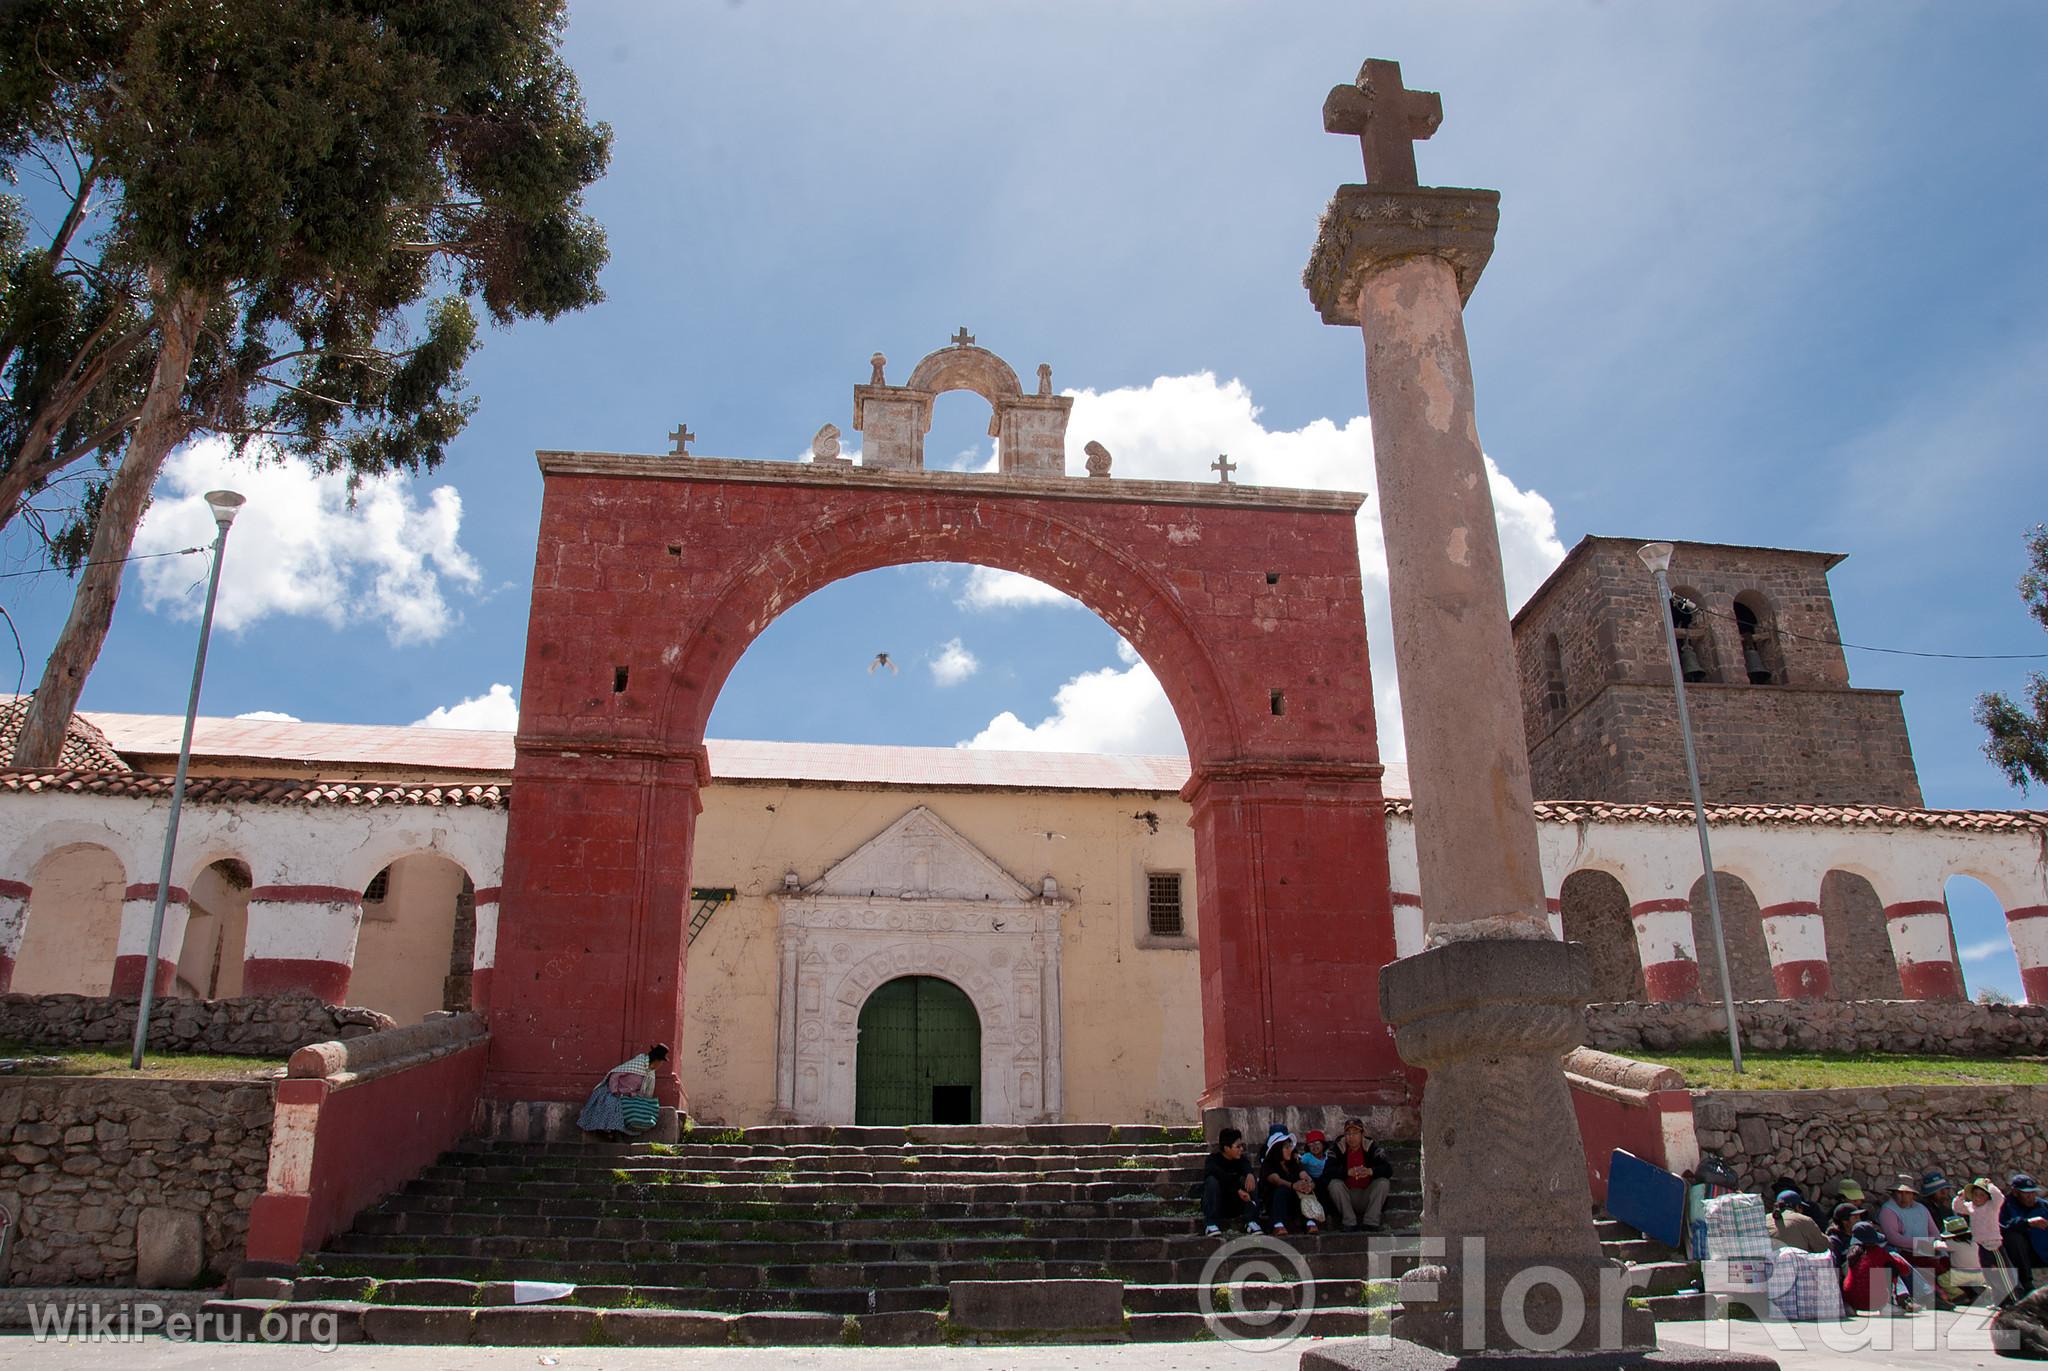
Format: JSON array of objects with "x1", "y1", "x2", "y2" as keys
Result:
[
  {"x1": 1327, "y1": 1117, "x2": 1393, "y2": 1231},
  {"x1": 2003, "y1": 1174, "x2": 2048, "y2": 1294},
  {"x1": 1841, "y1": 1221, "x2": 1917, "y2": 1313},
  {"x1": 1260, "y1": 1133, "x2": 1308, "y2": 1234},
  {"x1": 1826, "y1": 1202, "x2": 1863, "y2": 1270},
  {"x1": 1921, "y1": 1170, "x2": 1958, "y2": 1225},
  {"x1": 1202, "y1": 1128, "x2": 1260, "y2": 1236}
]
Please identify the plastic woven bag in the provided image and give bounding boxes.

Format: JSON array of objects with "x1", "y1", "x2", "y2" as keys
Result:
[{"x1": 1702, "y1": 1191, "x2": 1772, "y2": 1259}]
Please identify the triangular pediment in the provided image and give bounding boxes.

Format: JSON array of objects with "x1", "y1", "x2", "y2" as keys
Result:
[{"x1": 807, "y1": 806, "x2": 1037, "y2": 903}]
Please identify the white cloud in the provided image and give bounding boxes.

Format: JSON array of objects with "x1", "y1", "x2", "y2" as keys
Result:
[
  {"x1": 133, "y1": 437, "x2": 482, "y2": 645},
  {"x1": 928, "y1": 637, "x2": 980, "y2": 687},
  {"x1": 962, "y1": 641, "x2": 1186, "y2": 755},
  {"x1": 1960, "y1": 938, "x2": 2013, "y2": 963},
  {"x1": 233, "y1": 710, "x2": 301, "y2": 723},
  {"x1": 957, "y1": 567, "x2": 1081, "y2": 612},
  {"x1": 958, "y1": 374, "x2": 1567, "y2": 760},
  {"x1": 414, "y1": 683, "x2": 519, "y2": 731}
]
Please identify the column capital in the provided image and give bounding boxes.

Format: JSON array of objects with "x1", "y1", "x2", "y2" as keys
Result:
[{"x1": 1304, "y1": 184, "x2": 1500, "y2": 325}]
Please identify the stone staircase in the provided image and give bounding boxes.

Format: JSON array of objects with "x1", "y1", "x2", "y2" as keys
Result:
[{"x1": 220, "y1": 1125, "x2": 1682, "y2": 1346}]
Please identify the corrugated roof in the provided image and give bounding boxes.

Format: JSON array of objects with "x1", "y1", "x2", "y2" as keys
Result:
[
  {"x1": 89, "y1": 711, "x2": 516, "y2": 772},
  {"x1": 0, "y1": 771, "x2": 506, "y2": 808}
]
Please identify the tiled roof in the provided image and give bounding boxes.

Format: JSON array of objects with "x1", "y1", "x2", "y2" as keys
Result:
[
  {"x1": 87, "y1": 711, "x2": 515, "y2": 773},
  {"x1": 1385, "y1": 796, "x2": 2048, "y2": 833},
  {"x1": 0, "y1": 698, "x2": 132, "y2": 773},
  {"x1": 0, "y1": 770, "x2": 506, "y2": 809}
]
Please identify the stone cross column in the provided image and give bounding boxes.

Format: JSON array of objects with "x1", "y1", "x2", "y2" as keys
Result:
[{"x1": 1306, "y1": 60, "x2": 1643, "y2": 1352}]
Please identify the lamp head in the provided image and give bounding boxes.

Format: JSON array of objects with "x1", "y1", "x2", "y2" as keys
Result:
[
  {"x1": 1636, "y1": 541, "x2": 1674, "y2": 574},
  {"x1": 203, "y1": 490, "x2": 245, "y2": 529}
]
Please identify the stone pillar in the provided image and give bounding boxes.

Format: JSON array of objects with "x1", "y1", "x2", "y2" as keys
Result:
[
  {"x1": 111, "y1": 882, "x2": 190, "y2": 997},
  {"x1": 469, "y1": 885, "x2": 500, "y2": 1015},
  {"x1": 1306, "y1": 61, "x2": 1648, "y2": 1351},
  {"x1": 1629, "y1": 897, "x2": 1699, "y2": 1003},
  {"x1": 243, "y1": 884, "x2": 362, "y2": 1003},
  {"x1": 1186, "y1": 765, "x2": 1412, "y2": 1128},
  {"x1": 1757, "y1": 899, "x2": 1831, "y2": 1000},
  {"x1": 1883, "y1": 898, "x2": 1964, "y2": 1000},
  {"x1": 0, "y1": 879, "x2": 28, "y2": 992},
  {"x1": 2003, "y1": 904, "x2": 2048, "y2": 1004}
]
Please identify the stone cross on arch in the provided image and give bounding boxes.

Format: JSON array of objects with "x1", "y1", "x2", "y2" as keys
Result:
[
  {"x1": 668, "y1": 423, "x2": 695, "y2": 456},
  {"x1": 950, "y1": 326, "x2": 976, "y2": 348},
  {"x1": 1323, "y1": 57, "x2": 1443, "y2": 188}
]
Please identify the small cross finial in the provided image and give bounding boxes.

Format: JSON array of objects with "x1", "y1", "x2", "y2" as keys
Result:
[
  {"x1": 1323, "y1": 57, "x2": 1442, "y2": 188},
  {"x1": 669, "y1": 423, "x2": 695, "y2": 456},
  {"x1": 1212, "y1": 453, "x2": 1237, "y2": 485},
  {"x1": 950, "y1": 326, "x2": 976, "y2": 348}
]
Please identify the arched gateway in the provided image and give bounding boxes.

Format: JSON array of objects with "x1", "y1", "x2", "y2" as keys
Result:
[{"x1": 487, "y1": 339, "x2": 1407, "y2": 1122}]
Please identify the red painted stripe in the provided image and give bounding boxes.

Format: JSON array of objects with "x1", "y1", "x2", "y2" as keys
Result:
[
  {"x1": 110, "y1": 955, "x2": 176, "y2": 998},
  {"x1": 1772, "y1": 959, "x2": 1831, "y2": 1000},
  {"x1": 1760, "y1": 901, "x2": 1820, "y2": 919},
  {"x1": 469, "y1": 966, "x2": 493, "y2": 1016},
  {"x1": 1545, "y1": 897, "x2": 1562, "y2": 914},
  {"x1": 0, "y1": 879, "x2": 30, "y2": 900},
  {"x1": 1631, "y1": 898, "x2": 1690, "y2": 916},
  {"x1": 2006, "y1": 905, "x2": 2048, "y2": 923},
  {"x1": 1899, "y1": 960, "x2": 1962, "y2": 1001},
  {"x1": 1389, "y1": 891, "x2": 1422, "y2": 908},
  {"x1": 2023, "y1": 966, "x2": 2048, "y2": 1007},
  {"x1": 471, "y1": 886, "x2": 502, "y2": 906},
  {"x1": 121, "y1": 884, "x2": 189, "y2": 904},
  {"x1": 0, "y1": 949, "x2": 15, "y2": 993},
  {"x1": 1643, "y1": 959, "x2": 1700, "y2": 1004},
  {"x1": 243, "y1": 957, "x2": 352, "y2": 1004},
  {"x1": 249, "y1": 885, "x2": 361, "y2": 905},
  {"x1": 1885, "y1": 900, "x2": 1947, "y2": 920}
]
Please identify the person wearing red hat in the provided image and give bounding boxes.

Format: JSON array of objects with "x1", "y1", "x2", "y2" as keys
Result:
[{"x1": 1327, "y1": 1118, "x2": 1392, "y2": 1231}]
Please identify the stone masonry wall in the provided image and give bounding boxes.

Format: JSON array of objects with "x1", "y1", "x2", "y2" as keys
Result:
[
  {"x1": 1692, "y1": 1085, "x2": 2048, "y2": 1197},
  {"x1": 0, "y1": 992, "x2": 392, "y2": 1057},
  {"x1": 0, "y1": 1078, "x2": 273, "y2": 1284},
  {"x1": 1585, "y1": 999, "x2": 2048, "y2": 1057}
]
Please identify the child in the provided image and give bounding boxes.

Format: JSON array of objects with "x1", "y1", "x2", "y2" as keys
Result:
[
  {"x1": 1938, "y1": 1215, "x2": 1990, "y2": 1308},
  {"x1": 1841, "y1": 1221, "x2": 1918, "y2": 1313},
  {"x1": 1955, "y1": 1177, "x2": 2011, "y2": 1303}
]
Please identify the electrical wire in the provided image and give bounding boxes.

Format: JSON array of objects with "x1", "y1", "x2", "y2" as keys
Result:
[
  {"x1": 1671, "y1": 596, "x2": 2048, "y2": 663},
  {"x1": 0, "y1": 546, "x2": 205, "y2": 580}
]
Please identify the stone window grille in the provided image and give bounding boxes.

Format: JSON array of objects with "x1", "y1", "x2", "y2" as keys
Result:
[{"x1": 1146, "y1": 872, "x2": 1184, "y2": 938}]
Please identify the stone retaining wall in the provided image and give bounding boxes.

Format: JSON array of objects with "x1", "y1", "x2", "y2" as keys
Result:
[
  {"x1": 1585, "y1": 999, "x2": 2048, "y2": 1057},
  {"x1": 1691, "y1": 1085, "x2": 2048, "y2": 1196},
  {"x1": 0, "y1": 1078, "x2": 274, "y2": 1285},
  {"x1": 0, "y1": 993, "x2": 393, "y2": 1058}
]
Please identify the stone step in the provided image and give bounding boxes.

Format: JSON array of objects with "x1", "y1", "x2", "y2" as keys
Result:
[
  {"x1": 1622, "y1": 1260, "x2": 1696, "y2": 1297},
  {"x1": 1641, "y1": 1291, "x2": 1706, "y2": 1322},
  {"x1": 303, "y1": 1247, "x2": 1424, "y2": 1288},
  {"x1": 454, "y1": 1140, "x2": 1236, "y2": 1161},
  {"x1": 1125, "y1": 1306, "x2": 1387, "y2": 1341},
  {"x1": 416, "y1": 1162, "x2": 1214, "y2": 1188},
  {"x1": 368, "y1": 1194, "x2": 1421, "y2": 1229},
  {"x1": 293, "y1": 1276, "x2": 951, "y2": 1315},
  {"x1": 1120, "y1": 1278, "x2": 1390, "y2": 1314},
  {"x1": 400, "y1": 1176, "x2": 1206, "y2": 1204},
  {"x1": 204, "y1": 1299, "x2": 951, "y2": 1347}
]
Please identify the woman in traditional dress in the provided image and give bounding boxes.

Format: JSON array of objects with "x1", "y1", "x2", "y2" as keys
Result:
[{"x1": 577, "y1": 1043, "x2": 669, "y2": 1140}]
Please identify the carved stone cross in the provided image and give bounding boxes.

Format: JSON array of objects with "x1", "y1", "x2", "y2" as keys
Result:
[
  {"x1": 950, "y1": 327, "x2": 976, "y2": 348},
  {"x1": 1323, "y1": 58, "x2": 1442, "y2": 188},
  {"x1": 669, "y1": 423, "x2": 695, "y2": 456},
  {"x1": 1212, "y1": 453, "x2": 1237, "y2": 484}
]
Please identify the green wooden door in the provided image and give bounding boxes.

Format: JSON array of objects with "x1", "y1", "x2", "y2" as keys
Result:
[{"x1": 855, "y1": 975, "x2": 981, "y2": 1126}]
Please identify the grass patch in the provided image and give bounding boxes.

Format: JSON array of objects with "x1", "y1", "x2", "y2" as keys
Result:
[
  {"x1": 1645, "y1": 1049, "x2": 2048, "y2": 1091},
  {"x1": 0, "y1": 1038, "x2": 283, "y2": 1079},
  {"x1": 644, "y1": 1142, "x2": 678, "y2": 1156}
]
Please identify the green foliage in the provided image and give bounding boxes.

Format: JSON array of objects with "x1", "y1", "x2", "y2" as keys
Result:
[
  {"x1": 1645, "y1": 1049, "x2": 2048, "y2": 1091},
  {"x1": 1977, "y1": 525, "x2": 2048, "y2": 792}
]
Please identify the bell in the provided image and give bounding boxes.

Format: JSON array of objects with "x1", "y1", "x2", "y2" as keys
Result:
[
  {"x1": 1679, "y1": 640, "x2": 1707, "y2": 682},
  {"x1": 1744, "y1": 644, "x2": 1771, "y2": 684}
]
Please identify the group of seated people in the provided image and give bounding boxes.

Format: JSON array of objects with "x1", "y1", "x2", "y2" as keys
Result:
[
  {"x1": 1742, "y1": 1166, "x2": 2048, "y2": 1312},
  {"x1": 1201, "y1": 1120, "x2": 1391, "y2": 1236}
]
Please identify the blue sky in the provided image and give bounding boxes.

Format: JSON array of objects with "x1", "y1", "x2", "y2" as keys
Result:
[{"x1": 5, "y1": 2, "x2": 2045, "y2": 991}]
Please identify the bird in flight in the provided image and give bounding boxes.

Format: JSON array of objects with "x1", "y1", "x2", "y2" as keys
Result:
[{"x1": 868, "y1": 652, "x2": 899, "y2": 675}]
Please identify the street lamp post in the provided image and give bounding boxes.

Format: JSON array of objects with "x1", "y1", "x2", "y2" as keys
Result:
[
  {"x1": 1636, "y1": 541, "x2": 1744, "y2": 1074},
  {"x1": 130, "y1": 490, "x2": 245, "y2": 1070}
]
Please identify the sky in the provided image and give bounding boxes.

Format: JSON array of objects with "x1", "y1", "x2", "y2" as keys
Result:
[{"x1": 4, "y1": 2, "x2": 2046, "y2": 992}]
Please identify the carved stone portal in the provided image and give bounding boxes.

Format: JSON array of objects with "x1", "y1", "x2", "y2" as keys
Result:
[
  {"x1": 772, "y1": 806, "x2": 1065, "y2": 1124},
  {"x1": 852, "y1": 340, "x2": 1074, "y2": 476}
]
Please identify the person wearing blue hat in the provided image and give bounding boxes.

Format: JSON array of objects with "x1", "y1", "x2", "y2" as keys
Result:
[
  {"x1": 2002, "y1": 1174, "x2": 2048, "y2": 1295},
  {"x1": 1768, "y1": 1188, "x2": 1829, "y2": 1252},
  {"x1": 1920, "y1": 1169, "x2": 1958, "y2": 1224}
]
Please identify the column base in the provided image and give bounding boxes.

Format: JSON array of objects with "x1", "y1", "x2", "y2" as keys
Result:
[
  {"x1": 1301, "y1": 1336, "x2": 1777, "y2": 1371},
  {"x1": 1201, "y1": 1098, "x2": 1419, "y2": 1145}
]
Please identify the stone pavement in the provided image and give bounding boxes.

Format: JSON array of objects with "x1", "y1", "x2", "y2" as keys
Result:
[{"x1": 0, "y1": 1314, "x2": 2016, "y2": 1370}]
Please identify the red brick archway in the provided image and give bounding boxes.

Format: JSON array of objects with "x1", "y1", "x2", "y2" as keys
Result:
[{"x1": 488, "y1": 452, "x2": 1407, "y2": 1117}]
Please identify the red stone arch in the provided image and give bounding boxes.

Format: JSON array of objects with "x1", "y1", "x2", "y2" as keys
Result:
[{"x1": 491, "y1": 453, "x2": 1405, "y2": 1119}]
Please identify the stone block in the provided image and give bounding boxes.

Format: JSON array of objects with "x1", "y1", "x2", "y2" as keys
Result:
[
  {"x1": 949, "y1": 1278, "x2": 1125, "y2": 1332},
  {"x1": 136, "y1": 1206, "x2": 204, "y2": 1288},
  {"x1": 729, "y1": 1311, "x2": 843, "y2": 1345},
  {"x1": 362, "y1": 1304, "x2": 477, "y2": 1344},
  {"x1": 600, "y1": 1309, "x2": 733, "y2": 1346},
  {"x1": 473, "y1": 1305, "x2": 599, "y2": 1345}
]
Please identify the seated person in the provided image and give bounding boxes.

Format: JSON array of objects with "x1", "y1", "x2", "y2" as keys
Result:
[
  {"x1": 1841, "y1": 1222, "x2": 1918, "y2": 1313},
  {"x1": 1260, "y1": 1132, "x2": 1307, "y2": 1235},
  {"x1": 1826, "y1": 1203, "x2": 1864, "y2": 1270},
  {"x1": 2002, "y1": 1174, "x2": 2048, "y2": 1294},
  {"x1": 1768, "y1": 1189, "x2": 1830, "y2": 1253},
  {"x1": 1939, "y1": 1215, "x2": 1990, "y2": 1308},
  {"x1": 1878, "y1": 1174, "x2": 1940, "y2": 1307},
  {"x1": 1201, "y1": 1128, "x2": 1259, "y2": 1237},
  {"x1": 1921, "y1": 1170, "x2": 1958, "y2": 1225},
  {"x1": 1328, "y1": 1117, "x2": 1393, "y2": 1231}
]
